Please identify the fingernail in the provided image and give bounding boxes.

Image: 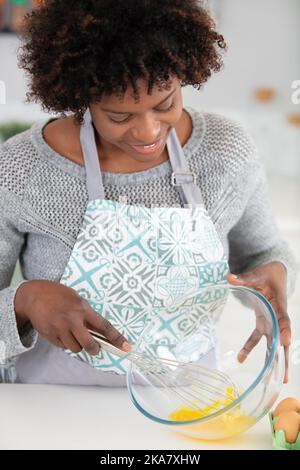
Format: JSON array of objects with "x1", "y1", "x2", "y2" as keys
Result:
[
  {"x1": 122, "y1": 341, "x2": 131, "y2": 352},
  {"x1": 232, "y1": 274, "x2": 239, "y2": 279},
  {"x1": 237, "y1": 351, "x2": 246, "y2": 362}
]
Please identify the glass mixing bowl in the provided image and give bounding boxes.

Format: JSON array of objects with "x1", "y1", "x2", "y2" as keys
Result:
[{"x1": 126, "y1": 285, "x2": 284, "y2": 440}]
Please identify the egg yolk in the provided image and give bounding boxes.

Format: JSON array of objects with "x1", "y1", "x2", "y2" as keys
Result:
[{"x1": 169, "y1": 388, "x2": 255, "y2": 439}]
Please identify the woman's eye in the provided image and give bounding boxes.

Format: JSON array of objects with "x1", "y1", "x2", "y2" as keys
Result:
[
  {"x1": 156, "y1": 102, "x2": 175, "y2": 113},
  {"x1": 109, "y1": 116, "x2": 131, "y2": 124},
  {"x1": 109, "y1": 102, "x2": 175, "y2": 124}
]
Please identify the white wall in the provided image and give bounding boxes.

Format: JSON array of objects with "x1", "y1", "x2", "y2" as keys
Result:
[
  {"x1": 184, "y1": 0, "x2": 300, "y2": 112},
  {"x1": 0, "y1": 33, "x2": 46, "y2": 121},
  {"x1": 0, "y1": 33, "x2": 26, "y2": 104}
]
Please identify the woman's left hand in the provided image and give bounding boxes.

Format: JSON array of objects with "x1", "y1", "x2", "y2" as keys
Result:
[{"x1": 227, "y1": 261, "x2": 291, "y2": 383}]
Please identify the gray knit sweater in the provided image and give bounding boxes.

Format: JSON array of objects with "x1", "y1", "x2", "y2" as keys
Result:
[{"x1": 0, "y1": 106, "x2": 297, "y2": 378}]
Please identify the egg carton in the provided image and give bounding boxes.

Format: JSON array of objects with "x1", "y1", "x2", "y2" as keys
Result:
[{"x1": 269, "y1": 413, "x2": 300, "y2": 450}]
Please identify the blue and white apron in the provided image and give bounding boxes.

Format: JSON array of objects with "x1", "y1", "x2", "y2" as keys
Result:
[{"x1": 15, "y1": 109, "x2": 229, "y2": 385}]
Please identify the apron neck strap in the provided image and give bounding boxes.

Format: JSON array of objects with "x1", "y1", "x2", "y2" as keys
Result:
[
  {"x1": 80, "y1": 108, "x2": 204, "y2": 207},
  {"x1": 167, "y1": 127, "x2": 204, "y2": 206},
  {"x1": 80, "y1": 109, "x2": 104, "y2": 202}
]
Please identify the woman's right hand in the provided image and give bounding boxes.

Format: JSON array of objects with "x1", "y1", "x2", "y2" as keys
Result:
[{"x1": 14, "y1": 280, "x2": 131, "y2": 355}]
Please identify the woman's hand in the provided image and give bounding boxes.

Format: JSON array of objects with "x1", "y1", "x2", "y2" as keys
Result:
[
  {"x1": 14, "y1": 280, "x2": 131, "y2": 356},
  {"x1": 227, "y1": 261, "x2": 290, "y2": 383}
]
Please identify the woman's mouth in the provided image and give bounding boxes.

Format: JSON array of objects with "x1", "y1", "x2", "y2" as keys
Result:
[{"x1": 128, "y1": 137, "x2": 163, "y2": 154}]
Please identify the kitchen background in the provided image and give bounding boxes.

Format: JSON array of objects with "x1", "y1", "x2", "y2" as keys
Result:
[{"x1": 0, "y1": 0, "x2": 300, "y2": 380}]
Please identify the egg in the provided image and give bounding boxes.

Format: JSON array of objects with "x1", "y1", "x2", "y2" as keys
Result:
[
  {"x1": 274, "y1": 411, "x2": 300, "y2": 444},
  {"x1": 273, "y1": 397, "x2": 300, "y2": 417}
]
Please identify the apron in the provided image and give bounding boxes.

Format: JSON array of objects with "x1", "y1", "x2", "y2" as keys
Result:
[{"x1": 15, "y1": 109, "x2": 229, "y2": 386}]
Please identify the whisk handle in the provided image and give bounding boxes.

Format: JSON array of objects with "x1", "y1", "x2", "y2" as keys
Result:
[{"x1": 88, "y1": 329, "x2": 129, "y2": 359}]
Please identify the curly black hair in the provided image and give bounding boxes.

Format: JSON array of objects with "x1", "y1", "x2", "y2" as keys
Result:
[{"x1": 18, "y1": 0, "x2": 226, "y2": 124}]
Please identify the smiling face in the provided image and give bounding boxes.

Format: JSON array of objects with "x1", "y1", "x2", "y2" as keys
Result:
[{"x1": 89, "y1": 77, "x2": 184, "y2": 166}]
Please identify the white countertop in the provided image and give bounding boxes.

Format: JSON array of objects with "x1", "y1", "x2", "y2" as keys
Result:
[{"x1": 0, "y1": 383, "x2": 294, "y2": 450}]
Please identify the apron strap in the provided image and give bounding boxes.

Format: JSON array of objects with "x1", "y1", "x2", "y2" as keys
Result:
[
  {"x1": 167, "y1": 127, "x2": 204, "y2": 207},
  {"x1": 80, "y1": 109, "x2": 106, "y2": 201},
  {"x1": 80, "y1": 108, "x2": 204, "y2": 207}
]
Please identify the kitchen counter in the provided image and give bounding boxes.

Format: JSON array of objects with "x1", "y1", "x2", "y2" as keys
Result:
[{"x1": 0, "y1": 383, "x2": 296, "y2": 450}]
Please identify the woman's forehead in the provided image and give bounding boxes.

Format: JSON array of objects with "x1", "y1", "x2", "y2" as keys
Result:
[{"x1": 99, "y1": 77, "x2": 179, "y2": 111}]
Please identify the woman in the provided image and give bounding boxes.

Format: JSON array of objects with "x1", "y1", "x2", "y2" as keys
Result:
[{"x1": 0, "y1": 0, "x2": 296, "y2": 385}]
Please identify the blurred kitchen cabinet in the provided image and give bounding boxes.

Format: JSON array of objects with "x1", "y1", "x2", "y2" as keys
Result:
[{"x1": 0, "y1": 0, "x2": 42, "y2": 34}]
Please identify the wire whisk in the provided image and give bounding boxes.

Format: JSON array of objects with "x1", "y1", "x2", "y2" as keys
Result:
[{"x1": 89, "y1": 329, "x2": 239, "y2": 413}]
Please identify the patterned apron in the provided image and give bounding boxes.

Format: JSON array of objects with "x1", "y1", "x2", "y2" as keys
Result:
[
  {"x1": 59, "y1": 109, "x2": 229, "y2": 375},
  {"x1": 14, "y1": 108, "x2": 229, "y2": 386}
]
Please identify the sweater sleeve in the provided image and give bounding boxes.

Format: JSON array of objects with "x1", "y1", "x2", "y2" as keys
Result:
[
  {"x1": 228, "y1": 154, "x2": 298, "y2": 297},
  {"x1": 0, "y1": 189, "x2": 38, "y2": 363}
]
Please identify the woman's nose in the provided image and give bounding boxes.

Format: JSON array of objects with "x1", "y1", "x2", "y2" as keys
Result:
[{"x1": 132, "y1": 116, "x2": 161, "y2": 144}]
